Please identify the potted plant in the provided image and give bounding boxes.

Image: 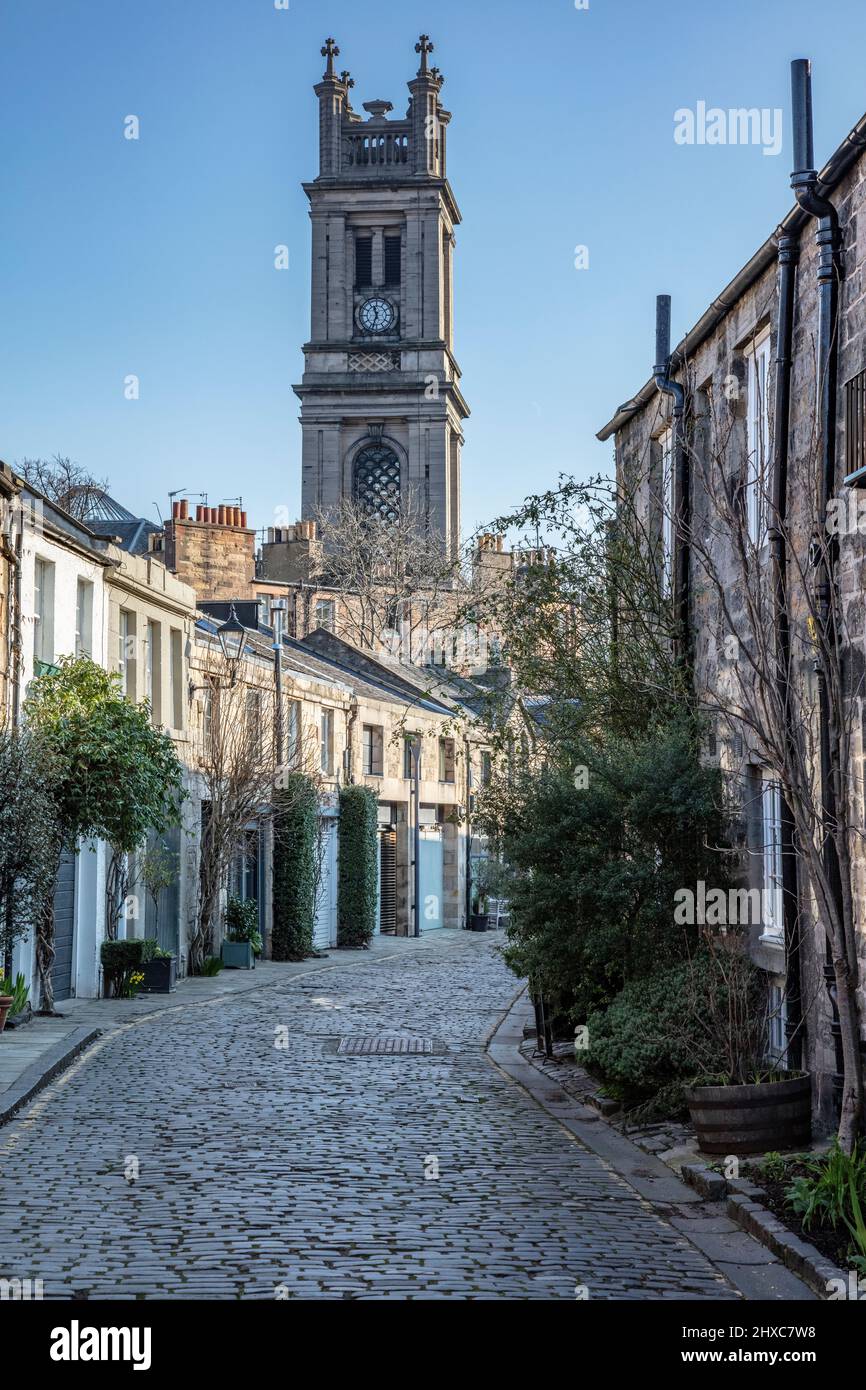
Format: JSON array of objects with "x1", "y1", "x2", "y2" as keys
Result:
[
  {"x1": 0, "y1": 989, "x2": 14, "y2": 1034},
  {"x1": 0, "y1": 973, "x2": 31, "y2": 1029},
  {"x1": 137, "y1": 841, "x2": 179, "y2": 990},
  {"x1": 681, "y1": 933, "x2": 811, "y2": 1155},
  {"x1": 469, "y1": 858, "x2": 508, "y2": 931},
  {"x1": 221, "y1": 894, "x2": 262, "y2": 970},
  {"x1": 101, "y1": 938, "x2": 147, "y2": 998},
  {"x1": 140, "y1": 939, "x2": 177, "y2": 994}
]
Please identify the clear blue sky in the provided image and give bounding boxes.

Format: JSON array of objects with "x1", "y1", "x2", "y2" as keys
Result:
[{"x1": 2, "y1": 0, "x2": 865, "y2": 539}]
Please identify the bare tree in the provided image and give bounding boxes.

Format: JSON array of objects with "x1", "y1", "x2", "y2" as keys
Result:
[
  {"x1": 311, "y1": 497, "x2": 493, "y2": 670},
  {"x1": 17, "y1": 456, "x2": 108, "y2": 521},
  {"x1": 190, "y1": 649, "x2": 321, "y2": 973}
]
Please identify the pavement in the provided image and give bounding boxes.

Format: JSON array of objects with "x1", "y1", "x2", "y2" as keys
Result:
[{"x1": 0, "y1": 930, "x2": 815, "y2": 1300}]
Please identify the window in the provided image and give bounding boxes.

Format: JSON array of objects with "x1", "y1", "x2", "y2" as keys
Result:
[
  {"x1": 384, "y1": 234, "x2": 401, "y2": 287},
  {"x1": 202, "y1": 684, "x2": 217, "y2": 750},
  {"x1": 170, "y1": 628, "x2": 184, "y2": 730},
  {"x1": 403, "y1": 734, "x2": 421, "y2": 781},
  {"x1": 438, "y1": 737, "x2": 455, "y2": 783},
  {"x1": 481, "y1": 750, "x2": 493, "y2": 787},
  {"x1": 315, "y1": 598, "x2": 336, "y2": 633},
  {"x1": 33, "y1": 557, "x2": 55, "y2": 666},
  {"x1": 845, "y1": 367, "x2": 866, "y2": 482},
  {"x1": 246, "y1": 689, "x2": 262, "y2": 755},
  {"x1": 658, "y1": 428, "x2": 674, "y2": 598},
  {"x1": 145, "y1": 620, "x2": 161, "y2": 723},
  {"x1": 355, "y1": 235, "x2": 373, "y2": 288},
  {"x1": 767, "y1": 979, "x2": 788, "y2": 1065},
  {"x1": 760, "y1": 771, "x2": 784, "y2": 942},
  {"x1": 354, "y1": 444, "x2": 401, "y2": 522},
  {"x1": 745, "y1": 330, "x2": 771, "y2": 545},
  {"x1": 119, "y1": 609, "x2": 135, "y2": 697},
  {"x1": 286, "y1": 700, "x2": 302, "y2": 768},
  {"x1": 75, "y1": 579, "x2": 93, "y2": 658},
  {"x1": 362, "y1": 724, "x2": 384, "y2": 777},
  {"x1": 320, "y1": 708, "x2": 334, "y2": 775}
]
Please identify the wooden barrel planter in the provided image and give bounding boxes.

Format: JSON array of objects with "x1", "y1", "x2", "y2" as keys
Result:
[{"x1": 684, "y1": 1074, "x2": 812, "y2": 1155}]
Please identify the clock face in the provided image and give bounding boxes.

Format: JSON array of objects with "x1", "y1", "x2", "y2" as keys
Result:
[{"x1": 359, "y1": 297, "x2": 396, "y2": 334}]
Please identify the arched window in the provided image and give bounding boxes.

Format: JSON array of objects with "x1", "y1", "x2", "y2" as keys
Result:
[{"x1": 353, "y1": 443, "x2": 401, "y2": 521}]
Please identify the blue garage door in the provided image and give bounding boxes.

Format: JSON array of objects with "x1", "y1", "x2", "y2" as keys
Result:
[
  {"x1": 52, "y1": 850, "x2": 76, "y2": 1001},
  {"x1": 418, "y1": 832, "x2": 443, "y2": 931}
]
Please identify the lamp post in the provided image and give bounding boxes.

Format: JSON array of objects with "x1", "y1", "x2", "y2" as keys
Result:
[
  {"x1": 216, "y1": 606, "x2": 247, "y2": 683},
  {"x1": 410, "y1": 736, "x2": 421, "y2": 939},
  {"x1": 270, "y1": 602, "x2": 287, "y2": 769}
]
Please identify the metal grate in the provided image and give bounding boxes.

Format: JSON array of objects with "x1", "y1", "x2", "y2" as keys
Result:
[{"x1": 337, "y1": 1035, "x2": 434, "y2": 1056}]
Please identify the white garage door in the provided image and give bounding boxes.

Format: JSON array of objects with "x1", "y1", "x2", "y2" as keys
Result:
[{"x1": 313, "y1": 818, "x2": 338, "y2": 951}]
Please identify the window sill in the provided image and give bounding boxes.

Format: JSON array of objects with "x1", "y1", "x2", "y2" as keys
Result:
[{"x1": 758, "y1": 931, "x2": 785, "y2": 949}]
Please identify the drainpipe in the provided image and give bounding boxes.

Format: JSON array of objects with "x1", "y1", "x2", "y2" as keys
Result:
[
  {"x1": 790, "y1": 57, "x2": 846, "y2": 1108},
  {"x1": 771, "y1": 227, "x2": 804, "y2": 1069},
  {"x1": 654, "y1": 294, "x2": 690, "y2": 664}
]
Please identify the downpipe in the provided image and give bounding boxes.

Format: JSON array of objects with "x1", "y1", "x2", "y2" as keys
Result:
[
  {"x1": 654, "y1": 294, "x2": 690, "y2": 666},
  {"x1": 790, "y1": 58, "x2": 846, "y2": 1110}
]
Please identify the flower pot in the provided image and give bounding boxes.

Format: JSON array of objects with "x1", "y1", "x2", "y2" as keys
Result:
[
  {"x1": 221, "y1": 940, "x2": 255, "y2": 970},
  {"x1": 0, "y1": 996, "x2": 14, "y2": 1034},
  {"x1": 469, "y1": 913, "x2": 493, "y2": 932},
  {"x1": 140, "y1": 956, "x2": 177, "y2": 994},
  {"x1": 684, "y1": 1073, "x2": 812, "y2": 1155}
]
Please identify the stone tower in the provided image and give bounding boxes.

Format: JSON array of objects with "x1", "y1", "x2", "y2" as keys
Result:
[{"x1": 294, "y1": 36, "x2": 469, "y2": 558}]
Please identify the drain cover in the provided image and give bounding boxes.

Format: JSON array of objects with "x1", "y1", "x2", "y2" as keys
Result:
[{"x1": 336, "y1": 1035, "x2": 434, "y2": 1056}]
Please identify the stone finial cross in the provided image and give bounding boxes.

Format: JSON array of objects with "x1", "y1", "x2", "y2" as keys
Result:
[
  {"x1": 321, "y1": 37, "x2": 340, "y2": 77},
  {"x1": 340, "y1": 71, "x2": 355, "y2": 91},
  {"x1": 415, "y1": 34, "x2": 434, "y2": 75}
]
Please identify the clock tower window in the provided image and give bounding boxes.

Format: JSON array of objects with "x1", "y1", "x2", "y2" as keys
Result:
[
  {"x1": 354, "y1": 235, "x2": 373, "y2": 289},
  {"x1": 354, "y1": 443, "x2": 402, "y2": 521},
  {"x1": 384, "y1": 235, "x2": 402, "y2": 288}
]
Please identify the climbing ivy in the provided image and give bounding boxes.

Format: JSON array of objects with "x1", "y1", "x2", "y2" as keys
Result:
[
  {"x1": 272, "y1": 775, "x2": 318, "y2": 960},
  {"x1": 338, "y1": 785, "x2": 379, "y2": 949}
]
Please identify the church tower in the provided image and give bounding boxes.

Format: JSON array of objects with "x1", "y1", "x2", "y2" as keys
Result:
[{"x1": 294, "y1": 36, "x2": 469, "y2": 558}]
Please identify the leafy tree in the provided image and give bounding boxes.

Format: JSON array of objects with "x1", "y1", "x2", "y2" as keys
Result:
[
  {"x1": 24, "y1": 656, "x2": 184, "y2": 1010},
  {"x1": 0, "y1": 731, "x2": 59, "y2": 972}
]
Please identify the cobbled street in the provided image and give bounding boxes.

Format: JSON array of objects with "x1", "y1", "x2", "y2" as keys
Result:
[{"x1": 0, "y1": 934, "x2": 743, "y2": 1300}]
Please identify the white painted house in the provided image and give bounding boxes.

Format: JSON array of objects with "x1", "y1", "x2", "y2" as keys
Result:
[{"x1": 13, "y1": 487, "x2": 111, "y2": 1005}]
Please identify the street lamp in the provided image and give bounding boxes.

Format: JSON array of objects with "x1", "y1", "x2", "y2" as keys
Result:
[{"x1": 217, "y1": 606, "x2": 247, "y2": 683}]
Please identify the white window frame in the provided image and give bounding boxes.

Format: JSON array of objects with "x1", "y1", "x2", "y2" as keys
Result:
[
  {"x1": 315, "y1": 598, "x2": 336, "y2": 633},
  {"x1": 33, "y1": 556, "x2": 55, "y2": 666},
  {"x1": 320, "y1": 708, "x2": 334, "y2": 775},
  {"x1": 745, "y1": 329, "x2": 772, "y2": 546},
  {"x1": 659, "y1": 428, "x2": 674, "y2": 598},
  {"x1": 760, "y1": 770, "x2": 784, "y2": 943},
  {"x1": 75, "y1": 578, "x2": 93, "y2": 658}
]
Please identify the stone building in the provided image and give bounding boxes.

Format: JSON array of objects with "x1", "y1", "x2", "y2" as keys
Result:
[
  {"x1": 0, "y1": 463, "x2": 22, "y2": 727},
  {"x1": 597, "y1": 62, "x2": 866, "y2": 1129}
]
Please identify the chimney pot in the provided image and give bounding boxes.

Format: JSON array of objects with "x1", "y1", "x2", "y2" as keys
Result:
[
  {"x1": 218, "y1": 505, "x2": 226, "y2": 525},
  {"x1": 172, "y1": 500, "x2": 180, "y2": 519},
  {"x1": 240, "y1": 510, "x2": 247, "y2": 528}
]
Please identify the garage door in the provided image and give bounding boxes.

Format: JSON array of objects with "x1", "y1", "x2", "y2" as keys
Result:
[
  {"x1": 418, "y1": 830, "x2": 444, "y2": 931},
  {"x1": 313, "y1": 819, "x2": 338, "y2": 950},
  {"x1": 52, "y1": 850, "x2": 76, "y2": 1001}
]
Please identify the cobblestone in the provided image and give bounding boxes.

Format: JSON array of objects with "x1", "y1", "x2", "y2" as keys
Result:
[{"x1": 0, "y1": 934, "x2": 741, "y2": 1299}]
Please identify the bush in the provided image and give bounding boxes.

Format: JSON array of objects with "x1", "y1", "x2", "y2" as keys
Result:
[
  {"x1": 586, "y1": 957, "x2": 732, "y2": 1111},
  {"x1": 272, "y1": 775, "x2": 318, "y2": 960},
  {"x1": 224, "y1": 894, "x2": 263, "y2": 955},
  {"x1": 100, "y1": 939, "x2": 145, "y2": 998},
  {"x1": 338, "y1": 786, "x2": 379, "y2": 949},
  {"x1": 495, "y1": 719, "x2": 731, "y2": 1019}
]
